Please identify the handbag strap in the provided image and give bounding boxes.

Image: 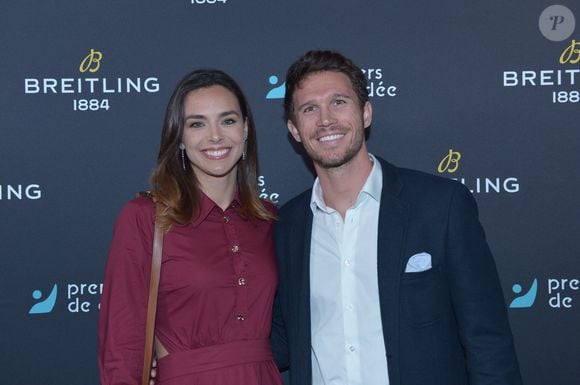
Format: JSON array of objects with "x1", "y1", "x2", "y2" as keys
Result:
[{"x1": 141, "y1": 200, "x2": 164, "y2": 385}]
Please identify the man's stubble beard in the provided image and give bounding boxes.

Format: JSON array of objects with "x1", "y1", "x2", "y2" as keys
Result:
[{"x1": 305, "y1": 123, "x2": 366, "y2": 170}]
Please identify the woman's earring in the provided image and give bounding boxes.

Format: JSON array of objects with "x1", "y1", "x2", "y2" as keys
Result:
[
  {"x1": 179, "y1": 144, "x2": 186, "y2": 171},
  {"x1": 242, "y1": 128, "x2": 248, "y2": 161}
]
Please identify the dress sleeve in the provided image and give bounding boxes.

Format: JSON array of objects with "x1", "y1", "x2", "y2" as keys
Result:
[{"x1": 98, "y1": 198, "x2": 155, "y2": 385}]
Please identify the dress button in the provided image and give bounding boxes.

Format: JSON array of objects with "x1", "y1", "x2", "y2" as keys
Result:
[
  {"x1": 238, "y1": 277, "x2": 246, "y2": 286},
  {"x1": 231, "y1": 245, "x2": 239, "y2": 253},
  {"x1": 223, "y1": 216, "x2": 230, "y2": 223},
  {"x1": 237, "y1": 314, "x2": 245, "y2": 321}
]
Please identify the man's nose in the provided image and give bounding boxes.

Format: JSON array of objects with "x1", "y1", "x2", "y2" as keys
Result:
[{"x1": 317, "y1": 107, "x2": 336, "y2": 127}]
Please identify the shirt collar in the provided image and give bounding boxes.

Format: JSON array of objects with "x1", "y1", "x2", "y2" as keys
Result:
[
  {"x1": 310, "y1": 153, "x2": 383, "y2": 214},
  {"x1": 191, "y1": 190, "x2": 241, "y2": 228}
]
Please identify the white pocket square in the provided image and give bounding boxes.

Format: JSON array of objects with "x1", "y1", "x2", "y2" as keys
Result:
[{"x1": 405, "y1": 252, "x2": 432, "y2": 273}]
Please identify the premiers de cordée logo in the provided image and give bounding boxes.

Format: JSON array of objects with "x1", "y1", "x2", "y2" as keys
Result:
[
  {"x1": 266, "y1": 64, "x2": 397, "y2": 100},
  {"x1": 29, "y1": 282, "x2": 103, "y2": 315},
  {"x1": 510, "y1": 276, "x2": 579, "y2": 310},
  {"x1": 24, "y1": 49, "x2": 160, "y2": 111}
]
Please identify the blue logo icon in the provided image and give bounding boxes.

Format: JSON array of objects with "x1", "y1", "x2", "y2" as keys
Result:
[
  {"x1": 509, "y1": 278, "x2": 538, "y2": 308},
  {"x1": 29, "y1": 284, "x2": 58, "y2": 314},
  {"x1": 266, "y1": 75, "x2": 285, "y2": 99}
]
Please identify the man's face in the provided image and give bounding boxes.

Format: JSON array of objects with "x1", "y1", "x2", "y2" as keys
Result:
[{"x1": 287, "y1": 71, "x2": 372, "y2": 170}]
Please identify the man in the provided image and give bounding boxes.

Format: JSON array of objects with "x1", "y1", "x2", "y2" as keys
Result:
[{"x1": 271, "y1": 50, "x2": 522, "y2": 385}]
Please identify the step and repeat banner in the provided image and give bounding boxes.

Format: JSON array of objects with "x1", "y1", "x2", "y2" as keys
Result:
[{"x1": 1, "y1": 1, "x2": 579, "y2": 384}]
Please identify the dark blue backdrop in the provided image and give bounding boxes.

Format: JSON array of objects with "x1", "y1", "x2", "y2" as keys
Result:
[{"x1": 1, "y1": 1, "x2": 579, "y2": 384}]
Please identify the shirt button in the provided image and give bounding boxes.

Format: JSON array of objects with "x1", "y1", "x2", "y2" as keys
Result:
[
  {"x1": 237, "y1": 314, "x2": 245, "y2": 321},
  {"x1": 348, "y1": 345, "x2": 356, "y2": 352},
  {"x1": 231, "y1": 245, "x2": 239, "y2": 253},
  {"x1": 344, "y1": 259, "x2": 351, "y2": 266},
  {"x1": 238, "y1": 277, "x2": 246, "y2": 286},
  {"x1": 223, "y1": 216, "x2": 230, "y2": 223},
  {"x1": 345, "y1": 304, "x2": 353, "y2": 311}
]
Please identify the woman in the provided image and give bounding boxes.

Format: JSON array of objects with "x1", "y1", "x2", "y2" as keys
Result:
[{"x1": 98, "y1": 69, "x2": 282, "y2": 385}]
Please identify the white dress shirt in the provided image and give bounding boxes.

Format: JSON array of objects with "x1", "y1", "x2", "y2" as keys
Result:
[{"x1": 309, "y1": 154, "x2": 389, "y2": 385}]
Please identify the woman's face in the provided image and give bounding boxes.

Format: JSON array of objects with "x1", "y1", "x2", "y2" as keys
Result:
[{"x1": 180, "y1": 85, "x2": 247, "y2": 187}]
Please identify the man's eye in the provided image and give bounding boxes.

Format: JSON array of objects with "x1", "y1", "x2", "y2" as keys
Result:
[
  {"x1": 334, "y1": 99, "x2": 346, "y2": 105},
  {"x1": 303, "y1": 106, "x2": 315, "y2": 113}
]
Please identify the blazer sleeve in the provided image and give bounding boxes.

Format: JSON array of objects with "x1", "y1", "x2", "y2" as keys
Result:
[
  {"x1": 271, "y1": 292, "x2": 290, "y2": 370},
  {"x1": 98, "y1": 199, "x2": 155, "y2": 385},
  {"x1": 445, "y1": 184, "x2": 522, "y2": 385},
  {"x1": 271, "y1": 219, "x2": 290, "y2": 370}
]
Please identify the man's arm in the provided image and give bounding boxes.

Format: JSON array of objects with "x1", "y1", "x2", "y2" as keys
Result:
[
  {"x1": 271, "y1": 219, "x2": 290, "y2": 370},
  {"x1": 446, "y1": 184, "x2": 522, "y2": 385},
  {"x1": 271, "y1": 291, "x2": 290, "y2": 370}
]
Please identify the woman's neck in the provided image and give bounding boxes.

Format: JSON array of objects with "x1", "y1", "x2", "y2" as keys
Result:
[{"x1": 197, "y1": 170, "x2": 238, "y2": 211}]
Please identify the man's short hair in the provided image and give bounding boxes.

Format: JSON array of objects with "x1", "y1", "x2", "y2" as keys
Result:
[{"x1": 284, "y1": 50, "x2": 369, "y2": 123}]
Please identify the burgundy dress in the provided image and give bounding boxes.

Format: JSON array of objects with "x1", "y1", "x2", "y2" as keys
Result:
[{"x1": 98, "y1": 195, "x2": 282, "y2": 385}]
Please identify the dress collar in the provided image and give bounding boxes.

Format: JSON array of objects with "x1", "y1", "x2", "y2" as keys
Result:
[{"x1": 191, "y1": 190, "x2": 241, "y2": 227}]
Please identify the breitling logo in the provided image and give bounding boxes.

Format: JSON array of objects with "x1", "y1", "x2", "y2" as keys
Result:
[
  {"x1": 437, "y1": 149, "x2": 461, "y2": 174},
  {"x1": 560, "y1": 39, "x2": 580, "y2": 64},
  {"x1": 436, "y1": 149, "x2": 520, "y2": 194},
  {"x1": 79, "y1": 48, "x2": 103, "y2": 73}
]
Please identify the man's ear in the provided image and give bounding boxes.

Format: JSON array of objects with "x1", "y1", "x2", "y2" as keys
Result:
[
  {"x1": 363, "y1": 101, "x2": 372, "y2": 128},
  {"x1": 287, "y1": 120, "x2": 302, "y2": 142}
]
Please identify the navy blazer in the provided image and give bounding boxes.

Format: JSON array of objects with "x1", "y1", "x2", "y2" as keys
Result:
[{"x1": 272, "y1": 157, "x2": 522, "y2": 385}]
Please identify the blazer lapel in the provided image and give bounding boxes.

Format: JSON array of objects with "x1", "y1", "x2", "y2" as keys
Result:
[
  {"x1": 296, "y1": 195, "x2": 313, "y2": 332},
  {"x1": 376, "y1": 158, "x2": 408, "y2": 384}
]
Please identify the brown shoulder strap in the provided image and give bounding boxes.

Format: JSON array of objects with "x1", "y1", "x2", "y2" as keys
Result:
[{"x1": 141, "y1": 202, "x2": 164, "y2": 385}]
